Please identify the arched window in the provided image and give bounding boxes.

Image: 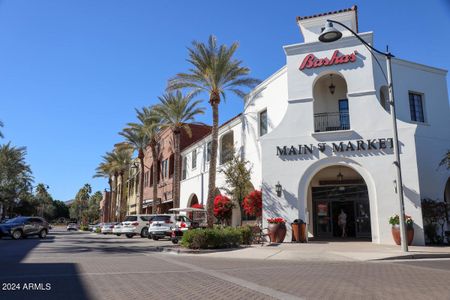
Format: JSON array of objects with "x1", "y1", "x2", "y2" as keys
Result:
[
  {"x1": 313, "y1": 73, "x2": 349, "y2": 132},
  {"x1": 220, "y1": 132, "x2": 234, "y2": 164},
  {"x1": 379, "y1": 85, "x2": 390, "y2": 112}
]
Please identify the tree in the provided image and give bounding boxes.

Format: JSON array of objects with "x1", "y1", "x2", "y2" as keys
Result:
[
  {"x1": 242, "y1": 190, "x2": 262, "y2": 219},
  {"x1": 153, "y1": 91, "x2": 205, "y2": 208},
  {"x1": 108, "y1": 144, "x2": 133, "y2": 220},
  {"x1": 0, "y1": 143, "x2": 33, "y2": 219},
  {"x1": 52, "y1": 200, "x2": 70, "y2": 220},
  {"x1": 213, "y1": 195, "x2": 233, "y2": 225},
  {"x1": 70, "y1": 184, "x2": 92, "y2": 224},
  {"x1": 84, "y1": 191, "x2": 102, "y2": 224},
  {"x1": 94, "y1": 159, "x2": 114, "y2": 221},
  {"x1": 220, "y1": 152, "x2": 253, "y2": 224},
  {"x1": 167, "y1": 35, "x2": 260, "y2": 227},
  {"x1": 34, "y1": 183, "x2": 53, "y2": 219},
  {"x1": 120, "y1": 107, "x2": 161, "y2": 214}
]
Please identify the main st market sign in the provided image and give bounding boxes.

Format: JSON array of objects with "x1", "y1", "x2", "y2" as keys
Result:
[{"x1": 276, "y1": 138, "x2": 394, "y2": 156}]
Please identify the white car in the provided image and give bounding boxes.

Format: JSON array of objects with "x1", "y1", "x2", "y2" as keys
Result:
[
  {"x1": 67, "y1": 223, "x2": 79, "y2": 231},
  {"x1": 101, "y1": 223, "x2": 117, "y2": 234},
  {"x1": 112, "y1": 223, "x2": 123, "y2": 236},
  {"x1": 148, "y1": 214, "x2": 177, "y2": 240},
  {"x1": 121, "y1": 214, "x2": 154, "y2": 238}
]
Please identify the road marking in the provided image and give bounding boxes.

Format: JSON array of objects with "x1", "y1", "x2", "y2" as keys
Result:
[{"x1": 151, "y1": 253, "x2": 304, "y2": 300}]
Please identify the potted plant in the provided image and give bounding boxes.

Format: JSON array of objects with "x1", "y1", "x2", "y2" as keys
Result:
[
  {"x1": 389, "y1": 214, "x2": 414, "y2": 245},
  {"x1": 267, "y1": 217, "x2": 286, "y2": 243}
]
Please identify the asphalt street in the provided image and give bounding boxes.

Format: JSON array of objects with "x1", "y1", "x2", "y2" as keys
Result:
[{"x1": 1, "y1": 229, "x2": 449, "y2": 300}]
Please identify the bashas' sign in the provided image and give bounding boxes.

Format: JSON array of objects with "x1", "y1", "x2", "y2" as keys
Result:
[
  {"x1": 299, "y1": 50, "x2": 357, "y2": 71},
  {"x1": 276, "y1": 138, "x2": 393, "y2": 156}
]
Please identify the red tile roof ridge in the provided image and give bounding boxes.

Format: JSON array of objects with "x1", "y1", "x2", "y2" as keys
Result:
[{"x1": 296, "y1": 5, "x2": 357, "y2": 21}]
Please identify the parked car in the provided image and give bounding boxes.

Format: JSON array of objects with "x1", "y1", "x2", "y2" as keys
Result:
[
  {"x1": 169, "y1": 208, "x2": 206, "y2": 244},
  {"x1": 112, "y1": 223, "x2": 123, "y2": 236},
  {"x1": 148, "y1": 214, "x2": 176, "y2": 240},
  {"x1": 67, "y1": 223, "x2": 79, "y2": 231},
  {"x1": 121, "y1": 215, "x2": 154, "y2": 238},
  {"x1": 91, "y1": 223, "x2": 103, "y2": 232},
  {"x1": 0, "y1": 216, "x2": 49, "y2": 240},
  {"x1": 101, "y1": 222, "x2": 118, "y2": 234}
]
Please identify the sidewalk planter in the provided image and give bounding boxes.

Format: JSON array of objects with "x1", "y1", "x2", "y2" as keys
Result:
[
  {"x1": 292, "y1": 220, "x2": 307, "y2": 243},
  {"x1": 391, "y1": 225, "x2": 414, "y2": 246},
  {"x1": 389, "y1": 214, "x2": 414, "y2": 246},
  {"x1": 267, "y1": 218, "x2": 286, "y2": 243}
]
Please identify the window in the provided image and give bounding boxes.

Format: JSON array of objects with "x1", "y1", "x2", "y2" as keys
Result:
[
  {"x1": 409, "y1": 92, "x2": 425, "y2": 122},
  {"x1": 192, "y1": 149, "x2": 197, "y2": 169},
  {"x1": 259, "y1": 109, "x2": 268, "y2": 136},
  {"x1": 182, "y1": 156, "x2": 188, "y2": 180},
  {"x1": 161, "y1": 159, "x2": 169, "y2": 179},
  {"x1": 206, "y1": 142, "x2": 212, "y2": 162},
  {"x1": 220, "y1": 132, "x2": 234, "y2": 164}
]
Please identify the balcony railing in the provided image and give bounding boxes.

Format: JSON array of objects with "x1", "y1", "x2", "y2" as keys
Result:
[{"x1": 314, "y1": 112, "x2": 350, "y2": 132}]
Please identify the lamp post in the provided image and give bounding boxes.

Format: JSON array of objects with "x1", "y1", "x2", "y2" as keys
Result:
[{"x1": 319, "y1": 20, "x2": 408, "y2": 252}]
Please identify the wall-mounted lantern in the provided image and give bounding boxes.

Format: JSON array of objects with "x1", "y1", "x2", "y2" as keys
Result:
[
  {"x1": 275, "y1": 182, "x2": 282, "y2": 197},
  {"x1": 329, "y1": 74, "x2": 336, "y2": 95}
]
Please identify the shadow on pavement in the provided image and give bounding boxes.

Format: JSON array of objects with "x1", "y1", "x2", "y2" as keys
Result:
[{"x1": 0, "y1": 233, "x2": 92, "y2": 300}]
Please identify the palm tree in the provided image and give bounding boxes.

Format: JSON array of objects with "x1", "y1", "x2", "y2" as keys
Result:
[
  {"x1": 108, "y1": 144, "x2": 133, "y2": 220},
  {"x1": 167, "y1": 35, "x2": 260, "y2": 226},
  {"x1": 94, "y1": 159, "x2": 114, "y2": 221},
  {"x1": 120, "y1": 107, "x2": 162, "y2": 214},
  {"x1": 119, "y1": 126, "x2": 147, "y2": 214},
  {"x1": 153, "y1": 91, "x2": 205, "y2": 208}
]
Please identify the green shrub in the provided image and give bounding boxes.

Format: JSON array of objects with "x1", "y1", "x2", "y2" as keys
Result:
[
  {"x1": 180, "y1": 227, "x2": 244, "y2": 249},
  {"x1": 238, "y1": 225, "x2": 253, "y2": 245},
  {"x1": 80, "y1": 225, "x2": 89, "y2": 231},
  {"x1": 95, "y1": 227, "x2": 101, "y2": 234}
]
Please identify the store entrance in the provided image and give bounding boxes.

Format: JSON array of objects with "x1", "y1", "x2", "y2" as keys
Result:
[{"x1": 312, "y1": 185, "x2": 371, "y2": 239}]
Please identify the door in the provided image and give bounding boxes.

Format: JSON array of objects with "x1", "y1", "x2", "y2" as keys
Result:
[
  {"x1": 355, "y1": 199, "x2": 371, "y2": 238},
  {"x1": 339, "y1": 99, "x2": 350, "y2": 130},
  {"x1": 23, "y1": 218, "x2": 37, "y2": 235},
  {"x1": 313, "y1": 200, "x2": 332, "y2": 237}
]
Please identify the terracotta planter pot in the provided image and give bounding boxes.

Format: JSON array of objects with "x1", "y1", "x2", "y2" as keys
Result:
[
  {"x1": 391, "y1": 225, "x2": 414, "y2": 246},
  {"x1": 268, "y1": 223, "x2": 279, "y2": 243},
  {"x1": 276, "y1": 223, "x2": 287, "y2": 243}
]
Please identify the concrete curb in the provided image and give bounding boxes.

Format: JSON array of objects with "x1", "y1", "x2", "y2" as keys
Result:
[
  {"x1": 372, "y1": 253, "x2": 450, "y2": 261},
  {"x1": 155, "y1": 246, "x2": 250, "y2": 255}
]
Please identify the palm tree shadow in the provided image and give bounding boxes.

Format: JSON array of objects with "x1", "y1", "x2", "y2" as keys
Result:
[{"x1": 0, "y1": 234, "x2": 92, "y2": 300}]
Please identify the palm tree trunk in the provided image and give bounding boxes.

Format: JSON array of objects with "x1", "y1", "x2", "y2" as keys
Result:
[
  {"x1": 173, "y1": 130, "x2": 181, "y2": 208},
  {"x1": 207, "y1": 98, "x2": 220, "y2": 227},
  {"x1": 138, "y1": 149, "x2": 145, "y2": 214},
  {"x1": 151, "y1": 142, "x2": 159, "y2": 213},
  {"x1": 112, "y1": 173, "x2": 118, "y2": 222},
  {"x1": 119, "y1": 171, "x2": 125, "y2": 220},
  {"x1": 108, "y1": 178, "x2": 113, "y2": 222}
]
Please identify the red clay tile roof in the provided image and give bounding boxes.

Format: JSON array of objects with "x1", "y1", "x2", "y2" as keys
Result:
[{"x1": 296, "y1": 5, "x2": 357, "y2": 21}]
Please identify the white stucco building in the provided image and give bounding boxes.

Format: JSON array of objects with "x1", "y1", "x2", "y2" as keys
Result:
[{"x1": 180, "y1": 6, "x2": 450, "y2": 245}]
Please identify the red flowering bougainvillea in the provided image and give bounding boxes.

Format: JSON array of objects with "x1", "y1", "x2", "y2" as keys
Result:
[
  {"x1": 267, "y1": 217, "x2": 286, "y2": 224},
  {"x1": 213, "y1": 195, "x2": 234, "y2": 224},
  {"x1": 242, "y1": 190, "x2": 262, "y2": 217},
  {"x1": 191, "y1": 203, "x2": 204, "y2": 209}
]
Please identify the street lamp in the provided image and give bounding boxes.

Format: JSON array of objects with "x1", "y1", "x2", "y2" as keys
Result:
[{"x1": 319, "y1": 19, "x2": 409, "y2": 252}]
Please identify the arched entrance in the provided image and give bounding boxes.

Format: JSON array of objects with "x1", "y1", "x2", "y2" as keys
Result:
[
  {"x1": 188, "y1": 194, "x2": 199, "y2": 207},
  {"x1": 308, "y1": 165, "x2": 372, "y2": 239}
]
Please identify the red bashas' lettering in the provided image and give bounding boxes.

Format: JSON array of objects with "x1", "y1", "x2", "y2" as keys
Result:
[{"x1": 299, "y1": 50, "x2": 357, "y2": 70}]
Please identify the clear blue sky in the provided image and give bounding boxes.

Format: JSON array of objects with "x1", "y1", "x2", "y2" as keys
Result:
[{"x1": 1, "y1": 0, "x2": 449, "y2": 201}]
